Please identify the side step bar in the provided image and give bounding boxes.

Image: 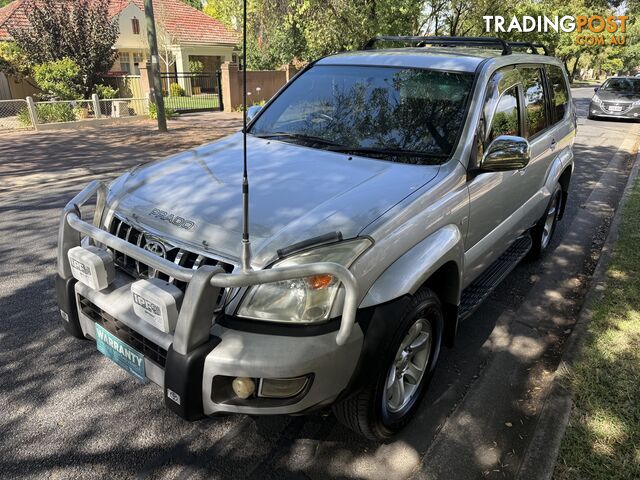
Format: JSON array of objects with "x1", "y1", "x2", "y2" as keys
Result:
[{"x1": 458, "y1": 235, "x2": 533, "y2": 321}]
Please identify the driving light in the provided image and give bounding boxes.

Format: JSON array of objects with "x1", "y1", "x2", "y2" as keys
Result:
[
  {"x1": 68, "y1": 246, "x2": 114, "y2": 291},
  {"x1": 236, "y1": 238, "x2": 371, "y2": 323}
]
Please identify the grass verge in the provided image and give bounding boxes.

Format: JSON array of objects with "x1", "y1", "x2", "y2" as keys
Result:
[{"x1": 554, "y1": 173, "x2": 640, "y2": 479}]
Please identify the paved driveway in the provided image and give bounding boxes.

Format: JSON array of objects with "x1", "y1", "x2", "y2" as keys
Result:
[{"x1": 0, "y1": 93, "x2": 638, "y2": 479}]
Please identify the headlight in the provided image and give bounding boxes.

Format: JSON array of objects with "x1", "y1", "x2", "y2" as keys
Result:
[
  {"x1": 632, "y1": 99, "x2": 640, "y2": 108},
  {"x1": 236, "y1": 238, "x2": 371, "y2": 323},
  {"x1": 592, "y1": 94, "x2": 602, "y2": 104}
]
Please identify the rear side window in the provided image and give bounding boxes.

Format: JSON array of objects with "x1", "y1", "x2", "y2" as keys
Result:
[
  {"x1": 546, "y1": 65, "x2": 569, "y2": 123},
  {"x1": 489, "y1": 86, "x2": 520, "y2": 141},
  {"x1": 520, "y1": 67, "x2": 548, "y2": 138}
]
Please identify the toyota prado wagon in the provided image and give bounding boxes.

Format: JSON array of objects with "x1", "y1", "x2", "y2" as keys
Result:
[{"x1": 56, "y1": 36, "x2": 575, "y2": 440}]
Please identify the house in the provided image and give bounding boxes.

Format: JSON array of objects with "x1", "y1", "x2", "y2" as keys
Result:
[
  {"x1": 107, "y1": 0, "x2": 238, "y2": 75},
  {"x1": 0, "y1": 0, "x2": 238, "y2": 98}
]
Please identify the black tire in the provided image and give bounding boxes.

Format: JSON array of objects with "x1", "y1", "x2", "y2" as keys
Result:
[
  {"x1": 333, "y1": 288, "x2": 443, "y2": 441},
  {"x1": 529, "y1": 184, "x2": 563, "y2": 260}
]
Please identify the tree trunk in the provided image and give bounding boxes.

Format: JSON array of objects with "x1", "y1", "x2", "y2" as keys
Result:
[{"x1": 570, "y1": 53, "x2": 582, "y2": 81}]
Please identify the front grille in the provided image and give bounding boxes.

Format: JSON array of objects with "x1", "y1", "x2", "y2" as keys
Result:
[
  {"x1": 108, "y1": 216, "x2": 233, "y2": 295},
  {"x1": 79, "y1": 295, "x2": 168, "y2": 367},
  {"x1": 602, "y1": 101, "x2": 631, "y2": 113}
]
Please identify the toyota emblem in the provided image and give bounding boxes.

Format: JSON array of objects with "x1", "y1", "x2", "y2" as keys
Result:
[{"x1": 144, "y1": 240, "x2": 166, "y2": 258}]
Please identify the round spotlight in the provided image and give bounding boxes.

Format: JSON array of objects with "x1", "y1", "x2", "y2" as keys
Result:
[{"x1": 232, "y1": 377, "x2": 256, "y2": 399}]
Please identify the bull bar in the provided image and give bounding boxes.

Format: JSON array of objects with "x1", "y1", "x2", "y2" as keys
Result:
[{"x1": 57, "y1": 181, "x2": 360, "y2": 358}]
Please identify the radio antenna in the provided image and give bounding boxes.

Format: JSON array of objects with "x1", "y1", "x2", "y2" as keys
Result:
[{"x1": 240, "y1": 0, "x2": 251, "y2": 272}]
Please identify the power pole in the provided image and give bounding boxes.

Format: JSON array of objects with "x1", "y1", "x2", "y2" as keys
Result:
[{"x1": 143, "y1": 0, "x2": 167, "y2": 132}]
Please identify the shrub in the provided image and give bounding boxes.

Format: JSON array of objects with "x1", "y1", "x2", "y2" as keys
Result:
[
  {"x1": 17, "y1": 107, "x2": 32, "y2": 126},
  {"x1": 32, "y1": 58, "x2": 83, "y2": 100},
  {"x1": 149, "y1": 102, "x2": 176, "y2": 120},
  {"x1": 95, "y1": 83, "x2": 118, "y2": 99},
  {"x1": 36, "y1": 102, "x2": 76, "y2": 123},
  {"x1": 169, "y1": 82, "x2": 185, "y2": 97},
  {"x1": 189, "y1": 59, "x2": 204, "y2": 74}
]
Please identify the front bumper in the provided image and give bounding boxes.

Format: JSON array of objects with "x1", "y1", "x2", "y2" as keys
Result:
[
  {"x1": 589, "y1": 101, "x2": 640, "y2": 119},
  {"x1": 57, "y1": 181, "x2": 362, "y2": 418}
]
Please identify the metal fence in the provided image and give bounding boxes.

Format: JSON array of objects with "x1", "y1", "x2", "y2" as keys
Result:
[
  {"x1": 0, "y1": 99, "x2": 32, "y2": 131},
  {"x1": 0, "y1": 96, "x2": 150, "y2": 132},
  {"x1": 160, "y1": 72, "x2": 222, "y2": 112},
  {"x1": 98, "y1": 98, "x2": 149, "y2": 118}
]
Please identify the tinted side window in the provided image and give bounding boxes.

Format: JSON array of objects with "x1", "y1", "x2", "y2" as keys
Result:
[
  {"x1": 521, "y1": 68, "x2": 548, "y2": 138},
  {"x1": 489, "y1": 86, "x2": 520, "y2": 141},
  {"x1": 546, "y1": 65, "x2": 569, "y2": 123}
]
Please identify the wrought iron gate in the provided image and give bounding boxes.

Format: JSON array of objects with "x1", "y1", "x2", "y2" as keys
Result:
[{"x1": 160, "y1": 72, "x2": 223, "y2": 113}]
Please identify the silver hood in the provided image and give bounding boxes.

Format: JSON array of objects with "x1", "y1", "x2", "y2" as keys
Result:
[{"x1": 106, "y1": 132, "x2": 439, "y2": 267}]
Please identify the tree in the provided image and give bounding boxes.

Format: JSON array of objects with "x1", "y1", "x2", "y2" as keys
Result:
[
  {"x1": 9, "y1": 0, "x2": 119, "y2": 96},
  {"x1": 32, "y1": 58, "x2": 84, "y2": 100},
  {"x1": 205, "y1": 0, "x2": 423, "y2": 69},
  {"x1": 0, "y1": 42, "x2": 30, "y2": 78},
  {"x1": 182, "y1": 0, "x2": 202, "y2": 9}
]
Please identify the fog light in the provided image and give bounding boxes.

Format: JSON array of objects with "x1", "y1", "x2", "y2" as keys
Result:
[
  {"x1": 259, "y1": 376, "x2": 309, "y2": 398},
  {"x1": 591, "y1": 109, "x2": 598, "y2": 114},
  {"x1": 232, "y1": 377, "x2": 256, "y2": 399}
]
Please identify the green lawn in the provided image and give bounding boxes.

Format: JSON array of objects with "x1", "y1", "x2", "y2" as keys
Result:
[
  {"x1": 163, "y1": 95, "x2": 219, "y2": 111},
  {"x1": 555, "y1": 174, "x2": 640, "y2": 479}
]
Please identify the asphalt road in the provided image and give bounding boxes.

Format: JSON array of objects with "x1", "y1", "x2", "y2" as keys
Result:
[{"x1": 0, "y1": 89, "x2": 638, "y2": 480}]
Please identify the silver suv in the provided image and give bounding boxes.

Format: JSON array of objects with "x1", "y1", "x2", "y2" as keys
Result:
[{"x1": 56, "y1": 36, "x2": 575, "y2": 440}]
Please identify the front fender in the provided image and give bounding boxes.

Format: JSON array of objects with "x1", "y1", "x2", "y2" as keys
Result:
[
  {"x1": 544, "y1": 144, "x2": 573, "y2": 195},
  {"x1": 360, "y1": 224, "x2": 464, "y2": 308}
]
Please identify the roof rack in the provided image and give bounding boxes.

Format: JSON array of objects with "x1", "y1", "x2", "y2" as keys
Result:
[
  {"x1": 508, "y1": 41, "x2": 549, "y2": 55},
  {"x1": 362, "y1": 36, "x2": 512, "y2": 56}
]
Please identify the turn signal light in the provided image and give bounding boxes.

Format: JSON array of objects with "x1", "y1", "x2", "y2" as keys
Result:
[{"x1": 306, "y1": 274, "x2": 333, "y2": 290}]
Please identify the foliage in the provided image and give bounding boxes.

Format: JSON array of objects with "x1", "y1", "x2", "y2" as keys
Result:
[
  {"x1": 95, "y1": 84, "x2": 119, "y2": 99},
  {"x1": 9, "y1": 0, "x2": 118, "y2": 97},
  {"x1": 0, "y1": 0, "x2": 12, "y2": 6},
  {"x1": 16, "y1": 107, "x2": 32, "y2": 127},
  {"x1": 149, "y1": 102, "x2": 176, "y2": 120},
  {"x1": 189, "y1": 60, "x2": 205, "y2": 73},
  {"x1": 181, "y1": 0, "x2": 202, "y2": 9},
  {"x1": 36, "y1": 103, "x2": 77, "y2": 123},
  {"x1": 0, "y1": 42, "x2": 31, "y2": 77},
  {"x1": 170, "y1": 82, "x2": 186, "y2": 97},
  {"x1": 204, "y1": 0, "x2": 638, "y2": 77},
  {"x1": 205, "y1": 0, "x2": 423, "y2": 69},
  {"x1": 32, "y1": 58, "x2": 84, "y2": 100}
]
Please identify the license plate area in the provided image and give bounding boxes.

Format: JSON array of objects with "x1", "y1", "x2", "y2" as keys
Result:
[
  {"x1": 95, "y1": 323, "x2": 147, "y2": 382},
  {"x1": 608, "y1": 105, "x2": 623, "y2": 112}
]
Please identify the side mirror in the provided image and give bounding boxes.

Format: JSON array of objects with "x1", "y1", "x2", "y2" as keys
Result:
[
  {"x1": 594, "y1": 86, "x2": 599, "y2": 92},
  {"x1": 246, "y1": 105, "x2": 262, "y2": 122},
  {"x1": 479, "y1": 135, "x2": 531, "y2": 172}
]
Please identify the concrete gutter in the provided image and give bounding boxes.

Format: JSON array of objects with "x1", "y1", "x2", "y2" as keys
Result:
[{"x1": 516, "y1": 151, "x2": 640, "y2": 480}]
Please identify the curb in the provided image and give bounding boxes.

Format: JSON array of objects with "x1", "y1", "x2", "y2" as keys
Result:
[{"x1": 516, "y1": 151, "x2": 640, "y2": 480}]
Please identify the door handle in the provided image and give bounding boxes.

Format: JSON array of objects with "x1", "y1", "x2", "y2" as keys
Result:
[{"x1": 550, "y1": 139, "x2": 557, "y2": 151}]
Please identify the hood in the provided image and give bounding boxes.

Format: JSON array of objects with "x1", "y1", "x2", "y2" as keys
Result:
[
  {"x1": 595, "y1": 90, "x2": 640, "y2": 103},
  {"x1": 107, "y1": 133, "x2": 439, "y2": 267}
]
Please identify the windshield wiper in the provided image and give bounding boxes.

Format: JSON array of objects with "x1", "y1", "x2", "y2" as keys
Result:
[
  {"x1": 326, "y1": 145, "x2": 445, "y2": 160},
  {"x1": 252, "y1": 132, "x2": 340, "y2": 147}
]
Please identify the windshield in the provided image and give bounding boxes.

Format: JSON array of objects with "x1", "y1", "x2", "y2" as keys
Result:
[
  {"x1": 601, "y1": 78, "x2": 640, "y2": 94},
  {"x1": 249, "y1": 65, "x2": 475, "y2": 164}
]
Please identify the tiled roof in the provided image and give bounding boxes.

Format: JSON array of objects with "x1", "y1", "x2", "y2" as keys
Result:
[{"x1": 0, "y1": 0, "x2": 238, "y2": 45}]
